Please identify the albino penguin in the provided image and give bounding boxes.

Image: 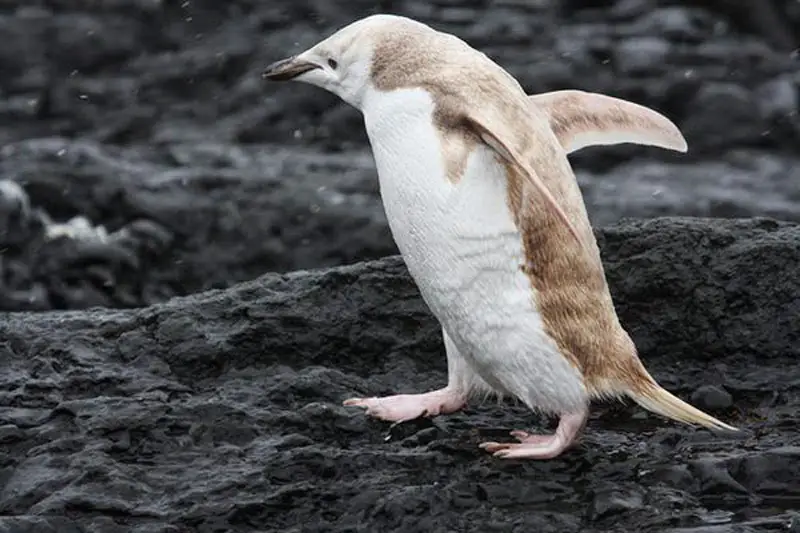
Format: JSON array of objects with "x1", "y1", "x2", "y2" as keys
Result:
[{"x1": 264, "y1": 14, "x2": 737, "y2": 460}]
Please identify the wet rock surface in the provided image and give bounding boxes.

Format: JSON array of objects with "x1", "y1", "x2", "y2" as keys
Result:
[
  {"x1": 0, "y1": 0, "x2": 799, "y2": 531},
  {"x1": 1, "y1": 218, "x2": 799, "y2": 532}
]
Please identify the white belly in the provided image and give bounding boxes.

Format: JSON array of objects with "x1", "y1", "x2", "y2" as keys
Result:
[{"x1": 362, "y1": 87, "x2": 586, "y2": 413}]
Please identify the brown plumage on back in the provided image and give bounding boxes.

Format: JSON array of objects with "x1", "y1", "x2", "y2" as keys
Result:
[{"x1": 368, "y1": 22, "x2": 589, "y2": 251}]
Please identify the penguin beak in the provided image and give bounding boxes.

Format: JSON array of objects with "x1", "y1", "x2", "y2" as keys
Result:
[{"x1": 262, "y1": 56, "x2": 320, "y2": 81}]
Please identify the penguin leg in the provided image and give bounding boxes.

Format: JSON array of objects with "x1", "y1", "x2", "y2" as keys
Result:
[
  {"x1": 479, "y1": 408, "x2": 589, "y2": 460},
  {"x1": 343, "y1": 328, "x2": 487, "y2": 423}
]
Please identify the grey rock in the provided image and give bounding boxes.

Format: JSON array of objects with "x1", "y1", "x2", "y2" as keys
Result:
[
  {"x1": 660, "y1": 526, "x2": 756, "y2": 533},
  {"x1": 0, "y1": 516, "x2": 84, "y2": 533},
  {"x1": 0, "y1": 0, "x2": 796, "y2": 310},
  {"x1": 0, "y1": 217, "x2": 798, "y2": 532},
  {"x1": 576, "y1": 151, "x2": 800, "y2": 227},
  {"x1": 49, "y1": 13, "x2": 144, "y2": 73},
  {"x1": 0, "y1": 179, "x2": 32, "y2": 247},
  {"x1": 611, "y1": 0, "x2": 656, "y2": 20},
  {"x1": 625, "y1": 7, "x2": 712, "y2": 42},
  {"x1": 587, "y1": 485, "x2": 646, "y2": 520},
  {"x1": 0, "y1": 0, "x2": 795, "y2": 156},
  {"x1": 0, "y1": 424, "x2": 24, "y2": 444},
  {"x1": 439, "y1": 7, "x2": 477, "y2": 24},
  {"x1": 0, "y1": 139, "x2": 393, "y2": 308},
  {"x1": 681, "y1": 83, "x2": 766, "y2": 151},
  {"x1": 649, "y1": 7, "x2": 704, "y2": 40},
  {"x1": 755, "y1": 76, "x2": 798, "y2": 120},
  {"x1": 691, "y1": 385, "x2": 734, "y2": 410},
  {"x1": 614, "y1": 36, "x2": 672, "y2": 75},
  {"x1": 3, "y1": 133, "x2": 800, "y2": 311},
  {"x1": 3, "y1": 135, "x2": 800, "y2": 311}
]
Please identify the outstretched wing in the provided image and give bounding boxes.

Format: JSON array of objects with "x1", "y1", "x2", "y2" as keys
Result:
[{"x1": 529, "y1": 90, "x2": 688, "y2": 155}]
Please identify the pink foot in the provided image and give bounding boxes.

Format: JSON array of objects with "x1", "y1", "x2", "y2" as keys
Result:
[
  {"x1": 343, "y1": 387, "x2": 466, "y2": 423},
  {"x1": 479, "y1": 410, "x2": 589, "y2": 460}
]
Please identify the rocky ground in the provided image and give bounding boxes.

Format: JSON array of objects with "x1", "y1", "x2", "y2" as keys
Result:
[
  {"x1": 0, "y1": 0, "x2": 799, "y2": 532},
  {"x1": 1, "y1": 218, "x2": 799, "y2": 533}
]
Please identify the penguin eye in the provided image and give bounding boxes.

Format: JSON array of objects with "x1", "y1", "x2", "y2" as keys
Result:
[{"x1": 327, "y1": 58, "x2": 338, "y2": 69}]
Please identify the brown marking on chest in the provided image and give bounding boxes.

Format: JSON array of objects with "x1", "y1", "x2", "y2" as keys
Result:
[{"x1": 434, "y1": 122, "x2": 477, "y2": 183}]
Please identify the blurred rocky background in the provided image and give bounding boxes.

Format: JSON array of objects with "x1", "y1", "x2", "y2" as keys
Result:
[
  {"x1": 0, "y1": 0, "x2": 798, "y2": 309},
  {"x1": 0, "y1": 1, "x2": 798, "y2": 532}
]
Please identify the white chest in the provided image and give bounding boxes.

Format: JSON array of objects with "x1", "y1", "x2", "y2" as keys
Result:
[{"x1": 361, "y1": 88, "x2": 535, "y2": 337}]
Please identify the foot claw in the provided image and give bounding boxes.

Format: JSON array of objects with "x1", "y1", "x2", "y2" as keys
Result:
[
  {"x1": 479, "y1": 411, "x2": 589, "y2": 460},
  {"x1": 478, "y1": 441, "x2": 512, "y2": 453},
  {"x1": 342, "y1": 397, "x2": 370, "y2": 407},
  {"x1": 509, "y1": 430, "x2": 557, "y2": 446}
]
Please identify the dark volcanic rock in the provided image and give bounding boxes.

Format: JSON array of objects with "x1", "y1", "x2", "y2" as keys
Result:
[
  {"x1": 0, "y1": 172, "x2": 177, "y2": 311},
  {"x1": 3, "y1": 136, "x2": 800, "y2": 309},
  {"x1": 0, "y1": 217, "x2": 798, "y2": 532},
  {"x1": 1, "y1": 0, "x2": 799, "y2": 311},
  {"x1": 0, "y1": 138, "x2": 393, "y2": 307},
  {"x1": 0, "y1": 0, "x2": 797, "y2": 153},
  {"x1": 1, "y1": 134, "x2": 799, "y2": 312}
]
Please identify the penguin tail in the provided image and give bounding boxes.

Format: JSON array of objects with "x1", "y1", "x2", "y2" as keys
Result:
[{"x1": 625, "y1": 369, "x2": 739, "y2": 433}]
